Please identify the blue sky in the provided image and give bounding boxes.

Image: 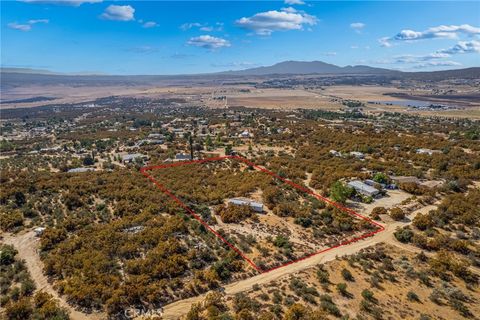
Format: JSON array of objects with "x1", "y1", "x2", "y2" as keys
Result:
[{"x1": 1, "y1": 1, "x2": 479, "y2": 74}]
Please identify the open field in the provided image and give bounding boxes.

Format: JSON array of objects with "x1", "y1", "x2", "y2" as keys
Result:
[
  {"x1": 227, "y1": 88, "x2": 341, "y2": 110},
  {"x1": 3, "y1": 77, "x2": 480, "y2": 119}
]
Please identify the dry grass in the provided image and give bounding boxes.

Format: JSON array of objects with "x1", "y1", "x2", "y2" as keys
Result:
[{"x1": 223, "y1": 243, "x2": 480, "y2": 320}]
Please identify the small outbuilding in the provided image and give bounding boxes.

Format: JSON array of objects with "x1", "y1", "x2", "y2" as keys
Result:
[
  {"x1": 34, "y1": 227, "x2": 46, "y2": 236},
  {"x1": 349, "y1": 151, "x2": 365, "y2": 159},
  {"x1": 228, "y1": 198, "x2": 264, "y2": 213},
  {"x1": 175, "y1": 153, "x2": 192, "y2": 161}
]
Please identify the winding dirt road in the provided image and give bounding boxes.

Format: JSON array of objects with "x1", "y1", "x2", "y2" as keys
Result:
[
  {"x1": 160, "y1": 205, "x2": 437, "y2": 319},
  {"x1": 2, "y1": 231, "x2": 105, "y2": 320},
  {"x1": 7, "y1": 203, "x2": 475, "y2": 320}
]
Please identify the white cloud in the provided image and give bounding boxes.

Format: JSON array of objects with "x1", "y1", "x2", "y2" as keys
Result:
[
  {"x1": 187, "y1": 35, "x2": 231, "y2": 50},
  {"x1": 281, "y1": 7, "x2": 298, "y2": 14},
  {"x1": 386, "y1": 40, "x2": 480, "y2": 65},
  {"x1": 7, "y1": 19, "x2": 48, "y2": 31},
  {"x1": 413, "y1": 61, "x2": 462, "y2": 69},
  {"x1": 180, "y1": 22, "x2": 223, "y2": 32},
  {"x1": 439, "y1": 40, "x2": 480, "y2": 54},
  {"x1": 379, "y1": 24, "x2": 480, "y2": 47},
  {"x1": 284, "y1": 0, "x2": 305, "y2": 5},
  {"x1": 20, "y1": 0, "x2": 102, "y2": 6},
  {"x1": 378, "y1": 37, "x2": 393, "y2": 48},
  {"x1": 101, "y1": 5, "x2": 135, "y2": 21},
  {"x1": 236, "y1": 8, "x2": 317, "y2": 35},
  {"x1": 350, "y1": 22, "x2": 365, "y2": 33},
  {"x1": 28, "y1": 19, "x2": 49, "y2": 24},
  {"x1": 322, "y1": 52, "x2": 337, "y2": 56},
  {"x1": 373, "y1": 50, "x2": 463, "y2": 70},
  {"x1": 393, "y1": 53, "x2": 450, "y2": 64},
  {"x1": 142, "y1": 21, "x2": 158, "y2": 28},
  {"x1": 7, "y1": 23, "x2": 32, "y2": 31},
  {"x1": 180, "y1": 22, "x2": 202, "y2": 30}
]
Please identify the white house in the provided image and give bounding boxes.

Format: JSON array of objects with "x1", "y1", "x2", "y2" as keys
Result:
[
  {"x1": 228, "y1": 198, "x2": 263, "y2": 212},
  {"x1": 349, "y1": 151, "x2": 365, "y2": 159},
  {"x1": 67, "y1": 167, "x2": 95, "y2": 173},
  {"x1": 347, "y1": 180, "x2": 380, "y2": 197},
  {"x1": 239, "y1": 130, "x2": 252, "y2": 138},
  {"x1": 122, "y1": 153, "x2": 148, "y2": 164},
  {"x1": 416, "y1": 148, "x2": 441, "y2": 155}
]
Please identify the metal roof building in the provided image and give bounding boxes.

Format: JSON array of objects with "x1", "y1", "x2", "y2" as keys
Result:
[
  {"x1": 347, "y1": 180, "x2": 380, "y2": 197},
  {"x1": 67, "y1": 167, "x2": 95, "y2": 173},
  {"x1": 228, "y1": 198, "x2": 264, "y2": 212},
  {"x1": 122, "y1": 153, "x2": 147, "y2": 163}
]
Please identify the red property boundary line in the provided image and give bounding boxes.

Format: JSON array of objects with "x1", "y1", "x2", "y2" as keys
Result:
[{"x1": 140, "y1": 155, "x2": 385, "y2": 274}]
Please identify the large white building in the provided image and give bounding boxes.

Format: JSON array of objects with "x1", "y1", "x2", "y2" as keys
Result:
[{"x1": 347, "y1": 180, "x2": 380, "y2": 197}]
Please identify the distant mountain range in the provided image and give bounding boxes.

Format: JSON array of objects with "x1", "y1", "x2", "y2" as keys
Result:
[
  {"x1": 0, "y1": 67, "x2": 106, "y2": 76},
  {"x1": 1, "y1": 61, "x2": 479, "y2": 81},
  {"x1": 219, "y1": 60, "x2": 398, "y2": 76}
]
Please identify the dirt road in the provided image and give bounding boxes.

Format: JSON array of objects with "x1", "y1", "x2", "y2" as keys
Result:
[
  {"x1": 2, "y1": 231, "x2": 105, "y2": 320},
  {"x1": 160, "y1": 205, "x2": 436, "y2": 319},
  {"x1": 6, "y1": 204, "x2": 471, "y2": 320}
]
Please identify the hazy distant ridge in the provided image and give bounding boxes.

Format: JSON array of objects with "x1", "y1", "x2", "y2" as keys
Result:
[
  {"x1": 220, "y1": 60, "x2": 398, "y2": 75},
  {"x1": 1, "y1": 61, "x2": 479, "y2": 84}
]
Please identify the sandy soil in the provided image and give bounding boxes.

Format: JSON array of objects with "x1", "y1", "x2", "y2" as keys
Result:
[{"x1": 354, "y1": 189, "x2": 412, "y2": 214}]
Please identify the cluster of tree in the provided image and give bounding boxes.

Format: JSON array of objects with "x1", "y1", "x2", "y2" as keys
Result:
[
  {"x1": 342, "y1": 100, "x2": 365, "y2": 109},
  {"x1": 413, "y1": 189, "x2": 480, "y2": 232},
  {"x1": 254, "y1": 111, "x2": 479, "y2": 196},
  {"x1": 395, "y1": 189, "x2": 480, "y2": 262},
  {"x1": 329, "y1": 181, "x2": 355, "y2": 204},
  {"x1": 0, "y1": 244, "x2": 69, "y2": 320},
  {"x1": 39, "y1": 209, "x2": 249, "y2": 315},
  {"x1": 215, "y1": 204, "x2": 255, "y2": 223}
]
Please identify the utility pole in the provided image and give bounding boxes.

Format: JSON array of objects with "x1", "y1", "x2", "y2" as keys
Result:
[{"x1": 189, "y1": 132, "x2": 194, "y2": 160}]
